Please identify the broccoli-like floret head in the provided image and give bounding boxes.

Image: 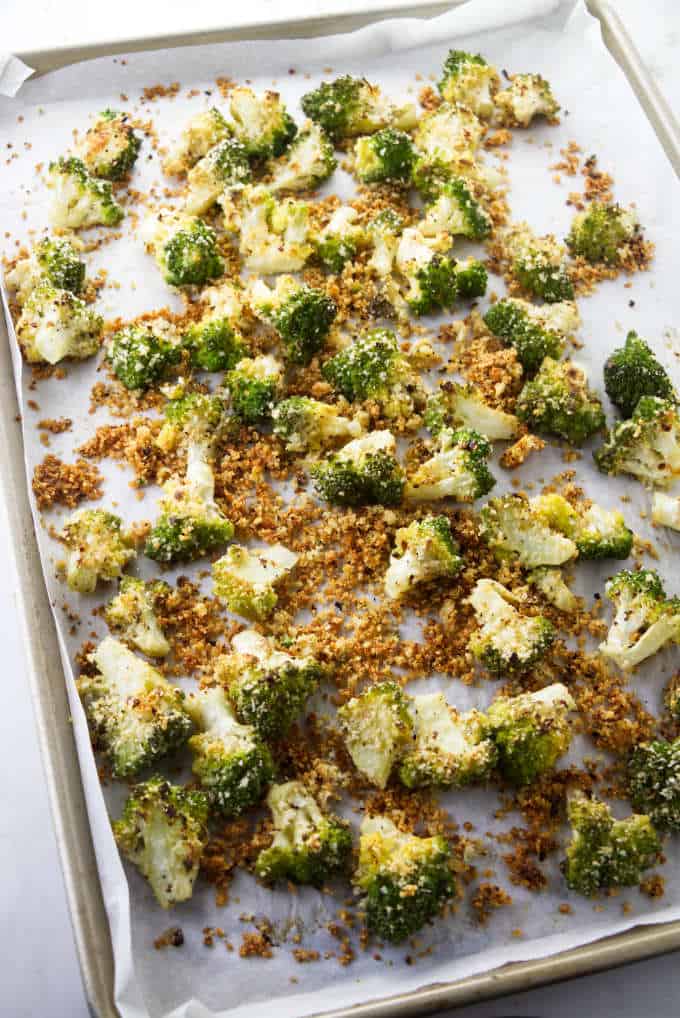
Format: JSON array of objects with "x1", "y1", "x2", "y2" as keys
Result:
[
  {"x1": 163, "y1": 107, "x2": 232, "y2": 176},
  {"x1": 517, "y1": 357, "x2": 605, "y2": 445},
  {"x1": 156, "y1": 389, "x2": 227, "y2": 453},
  {"x1": 563, "y1": 794, "x2": 660, "y2": 896},
  {"x1": 384, "y1": 515, "x2": 463, "y2": 600},
  {"x1": 225, "y1": 354, "x2": 283, "y2": 424},
  {"x1": 567, "y1": 201, "x2": 641, "y2": 266},
  {"x1": 183, "y1": 315, "x2": 247, "y2": 373},
  {"x1": 255, "y1": 781, "x2": 352, "y2": 886},
  {"x1": 594, "y1": 396, "x2": 680, "y2": 488},
  {"x1": 249, "y1": 275, "x2": 337, "y2": 365},
  {"x1": 6, "y1": 236, "x2": 86, "y2": 303},
  {"x1": 404, "y1": 427, "x2": 495, "y2": 503},
  {"x1": 311, "y1": 430, "x2": 405, "y2": 507},
  {"x1": 322, "y1": 328, "x2": 421, "y2": 419},
  {"x1": 528, "y1": 567, "x2": 578, "y2": 613},
  {"x1": 105, "y1": 577, "x2": 170, "y2": 657},
  {"x1": 452, "y1": 257, "x2": 488, "y2": 300},
  {"x1": 421, "y1": 177, "x2": 492, "y2": 242},
  {"x1": 411, "y1": 153, "x2": 503, "y2": 204},
  {"x1": 60, "y1": 509, "x2": 134, "y2": 593},
  {"x1": 532, "y1": 493, "x2": 633, "y2": 561},
  {"x1": 485, "y1": 683, "x2": 575, "y2": 785},
  {"x1": 495, "y1": 73, "x2": 560, "y2": 127},
  {"x1": 414, "y1": 103, "x2": 483, "y2": 164},
  {"x1": 229, "y1": 86, "x2": 297, "y2": 158},
  {"x1": 267, "y1": 123, "x2": 337, "y2": 192},
  {"x1": 144, "y1": 211, "x2": 224, "y2": 288},
  {"x1": 438, "y1": 50, "x2": 500, "y2": 118},
  {"x1": 424, "y1": 381, "x2": 520, "y2": 441},
  {"x1": 113, "y1": 777, "x2": 208, "y2": 908},
  {"x1": 652, "y1": 492, "x2": 680, "y2": 532},
  {"x1": 216, "y1": 628, "x2": 321, "y2": 740},
  {"x1": 468, "y1": 578, "x2": 556, "y2": 677},
  {"x1": 300, "y1": 75, "x2": 416, "y2": 141},
  {"x1": 506, "y1": 223, "x2": 573, "y2": 302},
  {"x1": 398, "y1": 692, "x2": 496, "y2": 789},
  {"x1": 77, "y1": 109, "x2": 142, "y2": 180},
  {"x1": 233, "y1": 184, "x2": 312, "y2": 274},
  {"x1": 484, "y1": 298, "x2": 579, "y2": 374},
  {"x1": 356, "y1": 815, "x2": 455, "y2": 942},
  {"x1": 107, "y1": 323, "x2": 181, "y2": 390},
  {"x1": 479, "y1": 493, "x2": 578, "y2": 568},
  {"x1": 395, "y1": 227, "x2": 460, "y2": 316},
  {"x1": 212, "y1": 543, "x2": 298, "y2": 621},
  {"x1": 354, "y1": 128, "x2": 415, "y2": 185},
  {"x1": 313, "y1": 205, "x2": 363, "y2": 274},
  {"x1": 599, "y1": 568, "x2": 680, "y2": 670},
  {"x1": 184, "y1": 137, "x2": 251, "y2": 215},
  {"x1": 338, "y1": 681, "x2": 413, "y2": 788},
  {"x1": 78, "y1": 636, "x2": 193, "y2": 777},
  {"x1": 603, "y1": 330, "x2": 675, "y2": 419},
  {"x1": 47, "y1": 156, "x2": 124, "y2": 229},
  {"x1": 272, "y1": 396, "x2": 363, "y2": 453},
  {"x1": 187, "y1": 686, "x2": 274, "y2": 816},
  {"x1": 16, "y1": 282, "x2": 102, "y2": 365},
  {"x1": 629, "y1": 739, "x2": 680, "y2": 832}
]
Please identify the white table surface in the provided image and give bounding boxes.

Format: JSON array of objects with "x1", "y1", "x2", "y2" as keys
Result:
[{"x1": 2, "y1": 2, "x2": 679, "y2": 1016}]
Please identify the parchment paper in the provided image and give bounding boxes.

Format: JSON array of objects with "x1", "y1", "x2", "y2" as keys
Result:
[{"x1": 2, "y1": 2, "x2": 680, "y2": 1016}]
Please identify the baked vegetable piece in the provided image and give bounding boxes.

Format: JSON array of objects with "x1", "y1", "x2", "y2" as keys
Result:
[
  {"x1": 311, "y1": 431, "x2": 405, "y2": 507},
  {"x1": 212, "y1": 543, "x2": 298, "y2": 620},
  {"x1": 468, "y1": 578, "x2": 556, "y2": 677},
  {"x1": 338, "y1": 681, "x2": 413, "y2": 788},
  {"x1": 384, "y1": 515, "x2": 463, "y2": 600}
]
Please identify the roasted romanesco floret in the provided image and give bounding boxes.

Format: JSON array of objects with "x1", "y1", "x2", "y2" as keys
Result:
[
  {"x1": 505, "y1": 222, "x2": 573, "y2": 302},
  {"x1": 233, "y1": 185, "x2": 312, "y2": 273},
  {"x1": 531, "y1": 492, "x2": 633, "y2": 560},
  {"x1": 182, "y1": 313, "x2": 247, "y2": 373},
  {"x1": 183, "y1": 136, "x2": 251, "y2": 215},
  {"x1": 267, "y1": 122, "x2": 337, "y2": 192},
  {"x1": 248, "y1": 275, "x2": 337, "y2": 365},
  {"x1": 76, "y1": 109, "x2": 142, "y2": 180},
  {"x1": 16, "y1": 282, "x2": 102, "y2": 364},
  {"x1": 47, "y1": 156, "x2": 124, "y2": 229},
  {"x1": 338, "y1": 681, "x2": 413, "y2": 788},
  {"x1": 212, "y1": 543, "x2": 298, "y2": 621},
  {"x1": 186, "y1": 686, "x2": 274, "y2": 817},
  {"x1": 113, "y1": 777, "x2": 208, "y2": 908},
  {"x1": 322, "y1": 328, "x2": 423, "y2": 419},
  {"x1": 225, "y1": 354, "x2": 283, "y2": 424},
  {"x1": 629, "y1": 738, "x2": 680, "y2": 833},
  {"x1": 271, "y1": 396, "x2": 363, "y2": 453},
  {"x1": 413, "y1": 103, "x2": 483, "y2": 166},
  {"x1": 420, "y1": 177, "x2": 492, "y2": 242},
  {"x1": 355, "y1": 815, "x2": 455, "y2": 943},
  {"x1": 563, "y1": 794, "x2": 660, "y2": 896},
  {"x1": 104, "y1": 577, "x2": 171, "y2": 657},
  {"x1": 438, "y1": 50, "x2": 500, "y2": 118},
  {"x1": 384, "y1": 515, "x2": 463, "y2": 600},
  {"x1": 468, "y1": 579, "x2": 556, "y2": 677},
  {"x1": 599, "y1": 568, "x2": 680, "y2": 671},
  {"x1": 424, "y1": 380, "x2": 520, "y2": 441},
  {"x1": 107, "y1": 322, "x2": 181, "y2": 390},
  {"x1": 229, "y1": 86, "x2": 297, "y2": 159},
  {"x1": 566, "y1": 201, "x2": 641, "y2": 266},
  {"x1": 300, "y1": 75, "x2": 416, "y2": 141},
  {"x1": 404, "y1": 427, "x2": 495, "y2": 503},
  {"x1": 594, "y1": 396, "x2": 680, "y2": 488},
  {"x1": 395, "y1": 227, "x2": 487, "y2": 316},
  {"x1": 6, "y1": 235, "x2": 85, "y2": 303},
  {"x1": 354, "y1": 127, "x2": 415, "y2": 185},
  {"x1": 313, "y1": 205, "x2": 364, "y2": 274},
  {"x1": 60, "y1": 509, "x2": 134, "y2": 593},
  {"x1": 484, "y1": 298, "x2": 580, "y2": 374},
  {"x1": 603, "y1": 330, "x2": 675, "y2": 419},
  {"x1": 495, "y1": 73, "x2": 560, "y2": 127},
  {"x1": 143, "y1": 210, "x2": 224, "y2": 287},
  {"x1": 479, "y1": 493, "x2": 578, "y2": 569},
  {"x1": 163, "y1": 107, "x2": 231, "y2": 176},
  {"x1": 516, "y1": 357, "x2": 605, "y2": 445},
  {"x1": 255, "y1": 781, "x2": 352, "y2": 887},
  {"x1": 398, "y1": 692, "x2": 496, "y2": 789},
  {"x1": 78, "y1": 636, "x2": 193, "y2": 777},
  {"x1": 311, "y1": 430, "x2": 405, "y2": 507},
  {"x1": 215, "y1": 628, "x2": 321, "y2": 740},
  {"x1": 485, "y1": 683, "x2": 576, "y2": 785}
]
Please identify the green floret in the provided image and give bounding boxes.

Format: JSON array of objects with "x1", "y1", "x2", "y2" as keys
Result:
[
  {"x1": 105, "y1": 577, "x2": 170, "y2": 657},
  {"x1": 229, "y1": 85, "x2": 297, "y2": 158},
  {"x1": 517, "y1": 357, "x2": 605, "y2": 445},
  {"x1": 159, "y1": 389, "x2": 226, "y2": 443},
  {"x1": 366, "y1": 207, "x2": 404, "y2": 277},
  {"x1": 338, "y1": 681, "x2": 414, "y2": 788},
  {"x1": 5, "y1": 236, "x2": 86, "y2": 304},
  {"x1": 60, "y1": 509, "x2": 134, "y2": 593},
  {"x1": 413, "y1": 104, "x2": 483, "y2": 164},
  {"x1": 424, "y1": 381, "x2": 520, "y2": 441},
  {"x1": 233, "y1": 184, "x2": 312, "y2": 274},
  {"x1": 311, "y1": 430, "x2": 405, "y2": 507},
  {"x1": 322, "y1": 328, "x2": 421, "y2": 419},
  {"x1": 508, "y1": 224, "x2": 573, "y2": 302},
  {"x1": 438, "y1": 50, "x2": 500, "y2": 118},
  {"x1": 384, "y1": 515, "x2": 463, "y2": 600},
  {"x1": 78, "y1": 109, "x2": 142, "y2": 180},
  {"x1": 184, "y1": 137, "x2": 251, "y2": 215},
  {"x1": 144, "y1": 513, "x2": 233, "y2": 564},
  {"x1": 249, "y1": 275, "x2": 337, "y2": 365},
  {"x1": 453, "y1": 257, "x2": 488, "y2": 300},
  {"x1": 563, "y1": 794, "x2": 660, "y2": 896},
  {"x1": 528, "y1": 567, "x2": 578, "y2": 613},
  {"x1": 468, "y1": 578, "x2": 555, "y2": 677},
  {"x1": 113, "y1": 777, "x2": 208, "y2": 908},
  {"x1": 485, "y1": 683, "x2": 575, "y2": 785},
  {"x1": 16, "y1": 282, "x2": 103, "y2": 364},
  {"x1": 107, "y1": 324, "x2": 181, "y2": 390},
  {"x1": 312, "y1": 205, "x2": 364, "y2": 273},
  {"x1": 267, "y1": 123, "x2": 337, "y2": 192},
  {"x1": 186, "y1": 686, "x2": 274, "y2": 817},
  {"x1": 603, "y1": 330, "x2": 675, "y2": 419},
  {"x1": 216, "y1": 628, "x2": 321, "y2": 741},
  {"x1": 300, "y1": 75, "x2": 416, "y2": 141},
  {"x1": 599, "y1": 568, "x2": 680, "y2": 670},
  {"x1": 356, "y1": 815, "x2": 455, "y2": 943},
  {"x1": 255, "y1": 781, "x2": 352, "y2": 887},
  {"x1": 354, "y1": 128, "x2": 415, "y2": 185},
  {"x1": 272, "y1": 396, "x2": 363, "y2": 453},
  {"x1": 163, "y1": 107, "x2": 232, "y2": 176},
  {"x1": 157, "y1": 215, "x2": 224, "y2": 287},
  {"x1": 594, "y1": 396, "x2": 680, "y2": 488},
  {"x1": 567, "y1": 201, "x2": 641, "y2": 266},
  {"x1": 483, "y1": 298, "x2": 579, "y2": 374},
  {"x1": 183, "y1": 316, "x2": 246, "y2": 372},
  {"x1": 479, "y1": 493, "x2": 578, "y2": 569},
  {"x1": 629, "y1": 739, "x2": 680, "y2": 832},
  {"x1": 421, "y1": 177, "x2": 492, "y2": 241},
  {"x1": 212, "y1": 543, "x2": 298, "y2": 621},
  {"x1": 225, "y1": 355, "x2": 283, "y2": 424},
  {"x1": 47, "y1": 156, "x2": 124, "y2": 229},
  {"x1": 532, "y1": 492, "x2": 633, "y2": 561},
  {"x1": 495, "y1": 73, "x2": 560, "y2": 127},
  {"x1": 395, "y1": 227, "x2": 460, "y2": 316},
  {"x1": 78, "y1": 636, "x2": 193, "y2": 778},
  {"x1": 398, "y1": 692, "x2": 496, "y2": 789},
  {"x1": 404, "y1": 427, "x2": 495, "y2": 503}
]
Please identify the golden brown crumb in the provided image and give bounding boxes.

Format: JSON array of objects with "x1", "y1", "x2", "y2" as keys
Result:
[
  {"x1": 32, "y1": 454, "x2": 103, "y2": 509},
  {"x1": 239, "y1": 932, "x2": 273, "y2": 959},
  {"x1": 37, "y1": 417, "x2": 72, "y2": 434},
  {"x1": 154, "y1": 926, "x2": 184, "y2": 949},
  {"x1": 471, "y1": 883, "x2": 513, "y2": 924},
  {"x1": 500, "y1": 433, "x2": 546, "y2": 469},
  {"x1": 640, "y1": 875, "x2": 665, "y2": 899}
]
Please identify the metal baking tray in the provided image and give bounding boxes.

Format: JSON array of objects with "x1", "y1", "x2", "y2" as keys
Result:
[{"x1": 2, "y1": 2, "x2": 679, "y2": 1015}]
